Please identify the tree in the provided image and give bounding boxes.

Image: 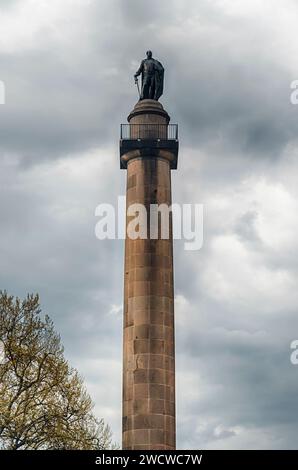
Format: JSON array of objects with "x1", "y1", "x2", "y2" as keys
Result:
[{"x1": 0, "y1": 291, "x2": 114, "y2": 450}]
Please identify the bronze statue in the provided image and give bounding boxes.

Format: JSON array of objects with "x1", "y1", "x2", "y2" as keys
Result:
[{"x1": 134, "y1": 51, "x2": 164, "y2": 101}]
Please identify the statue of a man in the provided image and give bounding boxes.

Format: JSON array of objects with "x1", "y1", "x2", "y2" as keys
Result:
[{"x1": 134, "y1": 51, "x2": 164, "y2": 101}]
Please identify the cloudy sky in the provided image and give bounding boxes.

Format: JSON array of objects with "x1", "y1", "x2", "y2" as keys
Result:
[{"x1": 1, "y1": 0, "x2": 298, "y2": 449}]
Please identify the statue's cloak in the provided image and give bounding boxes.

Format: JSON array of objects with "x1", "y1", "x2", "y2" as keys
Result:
[{"x1": 153, "y1": 59, "x2": 164, "y2": 100}]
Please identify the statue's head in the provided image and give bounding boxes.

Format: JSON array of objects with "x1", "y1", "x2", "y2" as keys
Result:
[{"x1": 146, "y1": 50, "x2": 153, "y2": 59}]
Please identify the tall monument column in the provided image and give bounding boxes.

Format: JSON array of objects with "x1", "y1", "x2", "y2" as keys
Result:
[{"x1": 120, "y1": 52, "x2": 178, "y2": 450}]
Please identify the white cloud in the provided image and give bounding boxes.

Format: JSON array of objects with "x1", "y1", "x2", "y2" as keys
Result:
[
  {"x1": 0, "y1": 0, "x2": 93, "y2": 54},
  {"x1": 202, "y1": 233, "x2": 297, "y2": 313}
]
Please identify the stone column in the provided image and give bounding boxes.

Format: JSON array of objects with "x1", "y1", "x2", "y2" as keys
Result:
[{"x1": 121, "y1": 99, "x2": 177, "y2": 450}]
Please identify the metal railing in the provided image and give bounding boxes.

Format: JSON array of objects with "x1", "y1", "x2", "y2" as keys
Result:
[{"x1": 120, "y1": 124, "x2": 178, "y2": 140}]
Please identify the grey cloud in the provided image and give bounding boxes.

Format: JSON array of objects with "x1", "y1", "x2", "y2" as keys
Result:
[
  {"x1": 1, "y1": 0, "x2": 298, "y2": 449},
  {"x1": 0, "y1": 0, "x2": 296, "y2": 167},
  {"x1": 234, "y1": 210, "x2": 260, "y2": 243}
]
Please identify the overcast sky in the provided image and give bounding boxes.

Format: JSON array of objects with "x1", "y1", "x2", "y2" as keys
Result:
[{"x1": 1, "y1": 0, "x2": 298, "y2": 449}]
